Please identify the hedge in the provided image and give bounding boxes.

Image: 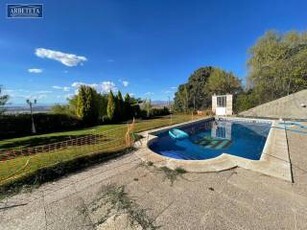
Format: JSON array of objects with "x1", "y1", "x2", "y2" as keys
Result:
[{"x1": 0, "y1": 113, "x2": 83, "y2": 140}]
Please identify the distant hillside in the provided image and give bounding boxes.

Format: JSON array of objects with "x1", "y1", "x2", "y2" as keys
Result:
[
  {"x1": 4, "y1": 105, "x2": 51, "y2": 114},
  {"x1": 151, "y1": 100, "x2": 169, "y2": 108},
  {"x1": 239, "y1": 90, "x2": 307, "y2": 120}
]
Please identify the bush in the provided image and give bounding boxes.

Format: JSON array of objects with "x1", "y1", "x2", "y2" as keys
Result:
[
  {"x1": 150, "y1": 107, "x2": 170, "y2": 117},
  {"x1": 233, "y1": 90, "x2": 257, "y2": 114},
  {"x1": 0, "y1": 113, "x2": 83, "y2": 140},
  {"x1": 140, "y1": 107, "x2": 170, "y2": 119},
  {"x1": 131, "y1": 104, "x2": 141, "y2": 118}
]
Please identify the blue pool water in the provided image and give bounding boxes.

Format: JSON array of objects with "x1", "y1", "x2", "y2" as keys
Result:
[{"x1": 148, "y1": 119, "x2": 271, "y2": 160}]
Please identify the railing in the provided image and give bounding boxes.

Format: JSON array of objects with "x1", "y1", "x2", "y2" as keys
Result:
[
  {"x1": 0, "y1": 114, "x2": 200, "y2": 185},
  {"x1": 0, "y1": 125, "x2": 131, "y2": 184},
  {"x1": 0, "y1": 126, "x2": 128, "y2": 161}
]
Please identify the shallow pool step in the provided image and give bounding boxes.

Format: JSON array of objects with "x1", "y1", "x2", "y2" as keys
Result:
[
  {"x1": 160, "y1": 151, "x2": 198, "y2": 160},
  {"x1": 215, "y1": 140, "x2": 232, "y2": 149},
  {"x1": 196, "y1": 139, "x2": 231, "y2": 150}
]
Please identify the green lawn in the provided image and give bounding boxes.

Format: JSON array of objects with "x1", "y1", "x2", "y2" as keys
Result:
[
  {"x1": 0, "y1": 124, "x2": 123, "y2": 150},
  {"x1": 0, "y1": 114, "x2": 201, "y2": 187},
  {"x1": 0, "y1": 114, "x2": 196, "y2": 151}
]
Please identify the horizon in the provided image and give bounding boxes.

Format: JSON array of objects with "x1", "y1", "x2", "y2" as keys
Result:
[
  {"x1": 5, "y1": 99, "x2": 170, "y2": 107},
  {"x1": 1, "y1": 0, "x2": 306, "y2": 105}
]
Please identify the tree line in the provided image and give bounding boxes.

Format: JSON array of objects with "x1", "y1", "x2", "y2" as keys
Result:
[
  {"x1": 51, "y1": 87, "x2": 144, "y2": 125},
  {"x1": 174, "y1": 30, "x2": 307, "y2": 113},
  {"x1": 173, "y1": 67, "x2": 242, "y2": 112},
  {"x1": 0, "y1": 86, "x2": 9, "y2": 115}
]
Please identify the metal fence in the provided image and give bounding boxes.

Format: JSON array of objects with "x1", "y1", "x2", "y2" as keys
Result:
[
  {"x1": 0, "y1": 126, "x2": 128, "y2": 162},
  {"x1": 0, "y1": 125, "x2": 132, "y2": 184},
  {"x1": 0, "y1": 114, "x2": 198, "y2": 185}
]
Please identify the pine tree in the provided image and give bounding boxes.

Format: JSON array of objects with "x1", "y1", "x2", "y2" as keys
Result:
[
  {"x1": 124, "y1": 93, "x2": 131, "y2": 119},
  {"x1": 77, "y1": 85, "x2": 99, "y2": 125},
  {"x1": 77, "y1": 85, "x2": 86, "y2": 118},
  {"x1": 107, "y1": 91, "x2": 116, "y2": 121},
  {"x1": 117, "y1": 91, "x2": 124, "y2": 120},
  {"x1": 0, "y1": 86, "x2": 9, "y2": 115},
  {"x1": 97, "y1": 93, "x2": 108, "y2": 121}
]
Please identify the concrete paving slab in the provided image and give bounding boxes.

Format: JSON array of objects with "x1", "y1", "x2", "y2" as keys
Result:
[
  {"x1": 1, "y1": 129, "x2": 307, "y2": 230},
  {"x1": 2, "y1": 207, "x2": 46, "y2": 230},
  {"x1": 45, "y1": 193, "x2": 93, "y2": 230},
  {"x1": 201, "y1": 211, "x2": 245, "y2": 230}
]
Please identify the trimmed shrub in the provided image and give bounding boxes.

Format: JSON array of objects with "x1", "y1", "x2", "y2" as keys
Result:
[
  {"x1": 150, "y1": 107, "x2": 170, "y2": 117},
  {"x1": 0, "y1": 113, "x2": 83, "y2": 140},
  {"x1": 139, "y1": 107, "x2": 170, "y2": 119}
]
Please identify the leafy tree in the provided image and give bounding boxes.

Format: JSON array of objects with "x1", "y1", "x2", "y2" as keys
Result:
[
  {"x1": 51, "y1": 104, "x2": 70, "y2": 114},
  {"x1": 0, "y1": 86, "x2": 9, "y2": 115},
  {"x1": 174, "y1": 67, "x2": 242, "y2": 112},
  {"x1": 51, "y1": 95, "x2": 78, "y2": 116},
  {"x1": 247, "y1": 30, "x2": 307, "y2": 105},
  {"x1": 107, "y1": 90, "x2": 116, "y2": 121},
  {"x1": 174, "y1": 84, "x2": 189, "y2": 113},
  {"x1": 234, "y1": 89, "x2": 257, "y2": 113},
  {"x1": 128, "y1": 97, "x2": 143, "y2": 105},
  {"x1": 67, "y1": 95, "x2": 78, "y2": 115},
  {"x1": 76, "y1": 85, "x2": 99, "y2": 125},
  {"x1": 207, "y1": 68, "x2": 242, "y2": 95},
  {"x1": 186, "y1": 67, "x2": 214, "y2": 109}
]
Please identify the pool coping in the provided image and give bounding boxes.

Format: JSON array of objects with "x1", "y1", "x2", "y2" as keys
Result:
[{"x1": 134, "y1": 117, "x2": 293, "y2": 182}]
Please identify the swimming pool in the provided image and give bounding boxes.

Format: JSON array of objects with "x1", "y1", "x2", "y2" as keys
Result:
[{"x1": 148, "y1": 118, "x2": 271, "y2": 160}]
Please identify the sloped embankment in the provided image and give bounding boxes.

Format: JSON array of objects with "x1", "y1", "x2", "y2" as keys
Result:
[{"x1": 239, "y1": 90, "x2": 307, "y2": 119}]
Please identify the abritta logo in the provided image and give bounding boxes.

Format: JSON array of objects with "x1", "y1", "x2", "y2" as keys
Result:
[{"x1": 7, "y1": 4, "x2": 43, "y2": 18}]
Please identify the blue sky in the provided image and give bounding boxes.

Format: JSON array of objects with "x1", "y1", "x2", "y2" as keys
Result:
[{"x1": 1, "y1": 0, "x2": 306, "y2": 105}]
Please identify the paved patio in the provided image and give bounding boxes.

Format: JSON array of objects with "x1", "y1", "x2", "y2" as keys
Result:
[{"x1": 1, "y1": 128, "x2": 307, "y2": 229}]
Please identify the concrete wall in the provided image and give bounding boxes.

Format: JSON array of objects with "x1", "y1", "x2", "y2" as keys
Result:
[{"x1": 239, "y1": 89, "x2": 307, "y2": 120}]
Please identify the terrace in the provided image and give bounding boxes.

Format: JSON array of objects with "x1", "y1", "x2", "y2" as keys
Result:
[{"x1": 0, "y1": 117, "x2": 306, "y2": 229}]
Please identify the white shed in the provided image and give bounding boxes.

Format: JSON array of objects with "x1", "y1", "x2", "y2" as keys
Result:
[{"x1": 212, "y1": 94, "x2": 233, "y2": 116}]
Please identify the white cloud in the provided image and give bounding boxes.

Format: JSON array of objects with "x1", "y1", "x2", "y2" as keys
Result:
[
  {"x1": 35, "y1": 48, "x2": 87, "y2": 67},
  {"x1": 71, "y1": 81, "x2": 117, "y2": 94},
  {"x1": 52, "y1": 86, "x2": 70, "y2": 92},
  {"x1": 63, "y1": 87, "x2": 70, "y2": 92},
  {"x1": 118, "y1": 79, "x2": 129, "y2": 87},
  {"x1": 52, "y1": 86, "x2": 62, "y2": 90},
  {"x1": 24, "y1": 94, "x2": 47, "y2": 100},
  {"x1": 37, "y1": 94, "x2": 47, "y2": 99},
  {"x1": 36, "y1": 90, "x2": 52, "y2": 94},
  {"x1": 144, "y1": 92, "x2": 154, "y2": 96},
  {"x1": 122, "y1": 81, "x2": 129, "y2": 87},
  {"x1": 65, "y1": 94, "x2": 74, "y2": 99},
  {"x1": 162, "y1": 86, "x2": 177, "y2": 95},
  {"x1": 4, "y1": 88, "x2": 52, "y2": 103},
  {"x1": 101, "y1": 81, "x2": 117, "y2": 93},
  {"x1": 71, "y1": 82, "x2": 98, "y2": 89},
  {"x1": 28, "y1": 68, "x2": 43, "y2": 73},
  {"x1": 71, "y1": 81, "x2": 98, "y2": 95}
]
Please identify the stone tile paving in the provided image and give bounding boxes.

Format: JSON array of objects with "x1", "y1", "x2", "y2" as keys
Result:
[{"x1": 1, "y1": 128, "x2": 307, "y2": 229}]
